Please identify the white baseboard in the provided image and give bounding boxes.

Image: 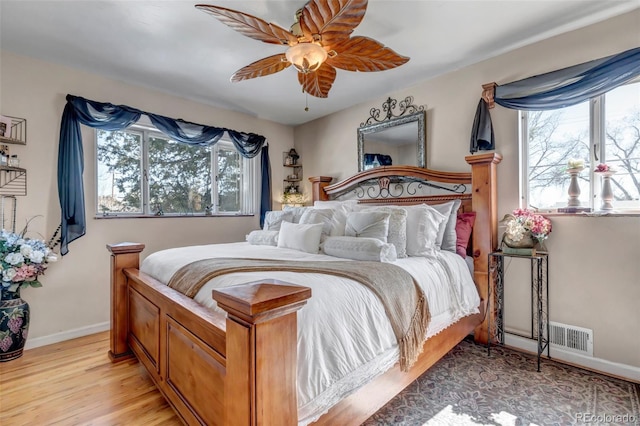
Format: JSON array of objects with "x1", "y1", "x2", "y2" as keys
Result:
[
  {"x1": 505, "y1": 334, "x2": 640, "y2": 382},
  {"x1": 24, "y1": 322, "x2": 110, "y2": 350}
]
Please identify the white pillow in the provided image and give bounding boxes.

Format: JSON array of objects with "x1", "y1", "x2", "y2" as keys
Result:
[
  {"x1": 313, "y1": 199, "x2": 359, "y2": 211},
  {"x1": 404, "y1": 204, "x2": 447, "y2": 258},
  {"x1": 362, "y1": 206, "x2": 408, "y2": 258},
  {"x1": 282, "y1": 206, "x2": 309, "y2": 223},
  {"x1": 431, "y1": 199, "x2": 462, "y2": 252},
  {"x1": 246, "y1": 230, "x2": 279, "y2": 246},
  {"x1": 344, "y1": 211, "x2": 390, "y2": 242},
  {"x1": 277, "y1": 221, "x2": 324, "y2": 254},
  {"x1": 323, "y1": 236, "x2": 397, "y2": 263},
  {"x1": 263, "y1": 210, "x2": 294, "y2": 231},
  {"x1": 326, "y1": 204, "x2": 350, "y2": 237},
  {"x1": 299, "y1": 208, "x2": 334, "y2": 242}
]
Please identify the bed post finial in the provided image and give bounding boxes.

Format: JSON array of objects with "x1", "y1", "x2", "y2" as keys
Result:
[
  {"x1": 106, "y1": 242, "x2": 145, "y2": 362},
  {"x1": 215, "y1": 280, "x2": 311, "y2": 426},
  {"x1": 465, "y1": 153, "x2": 501, "y2": 345}
]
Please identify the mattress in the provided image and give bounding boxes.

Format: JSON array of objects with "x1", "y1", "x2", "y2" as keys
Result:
[{"x1": 141, "y1": 242, "x2": 480, "y2": 425}]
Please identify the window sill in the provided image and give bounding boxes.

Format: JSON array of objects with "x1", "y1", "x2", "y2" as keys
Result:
[
  {"x1": 94, "y1": 213, "x2": 254, "y2": 219},
  {"x1": 539, "y1": 211, "x2": 640, "y2": 218}
]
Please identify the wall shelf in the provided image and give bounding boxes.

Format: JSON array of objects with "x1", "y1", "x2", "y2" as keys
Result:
[
  {"x1": 0, "y1": 116, "x2": 27, "y2": 145},
  {"x1": 0, "y1": 166, "x2": 27, "y2": 196},
  {"x1": 282, "y1": 150, "x2": 302, "y2": 204}
]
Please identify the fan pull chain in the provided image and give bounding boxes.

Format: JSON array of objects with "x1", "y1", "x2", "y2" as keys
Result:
[{"x1": 305, "y1": 92, "x2": 309, "y2": 112}]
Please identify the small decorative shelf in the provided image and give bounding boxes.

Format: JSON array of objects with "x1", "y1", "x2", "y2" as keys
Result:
[
  {"x1": 0, "y1": 166, "x2": 27, "y2": 196},
  {"x1": 282, "y1": 150, "x2": 302, "y2": 196},
  {"x1": 0, "y1": 116, "x2": 27, "y2": 145}
]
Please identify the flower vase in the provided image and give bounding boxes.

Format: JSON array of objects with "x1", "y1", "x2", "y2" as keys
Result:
[
  {"x1": 503, "y1": 231, "x2": 536, "y2": 249},
  {"x1": 598, "y1": 170, "x2": 616, "y2": 211},
  {"x1": 0, "y1": 288, "x2": 30, "y2": 362},
  {"x1": 566, "y1": 167, "x2": 584, "y2": 207}
]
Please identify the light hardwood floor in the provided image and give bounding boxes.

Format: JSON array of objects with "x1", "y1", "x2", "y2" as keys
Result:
[{"x1": 0, "y1": 331, "x2": 181, "y2": 425}]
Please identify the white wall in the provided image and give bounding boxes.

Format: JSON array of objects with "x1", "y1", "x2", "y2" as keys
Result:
[
  {"x1": 295, "y1": 10, "x2": 640, "y2": 369},
  {"x1": 0, "y1": 51, "x2": 294, "y2": 342}
]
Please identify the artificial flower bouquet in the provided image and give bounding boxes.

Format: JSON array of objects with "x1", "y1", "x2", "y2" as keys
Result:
[
  {"x1": 594, "y1": 163, "x2": 615, "y2": 173},
  {"x1": 567, "y1": 158, "x2": 585, "y2": 170},
  {"x1": 501, "y1": 208, "x2": 552, "y2": 248},
  {"x1": 0, "y1": 229, "x2": 57, "y2": 294}
]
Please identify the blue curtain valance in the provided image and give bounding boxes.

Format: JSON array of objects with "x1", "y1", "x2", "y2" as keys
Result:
[
  {"x1": 495, "y1": 47, "x2": 640, "y2": 110},
  {"x1": 58, "y1": 94, "x2": 270, "y2": 255}
]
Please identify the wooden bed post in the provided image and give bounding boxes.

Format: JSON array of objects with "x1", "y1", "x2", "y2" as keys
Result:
[
  {"x1": 309, "y1": 176, "x2": 332, "y2": 201},
  {"x1": 106, "y1": 242, "x2": 145, "y2": 362},
  {"x1": 465, "y1": 153, "x2": 502, "y2": 345},
  {"x1": 214, "y1": 280, "x2": 312, "y2": 426}
]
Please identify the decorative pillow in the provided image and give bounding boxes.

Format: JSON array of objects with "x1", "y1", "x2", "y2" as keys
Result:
[
  {"x1": 362, "y1": 206, "x2": 408, "y2": 258},
  {"x1": 277, "y1": 221, "x2": 324, "y2": 254},
  {"x1": 246, "y1": 230, "x2": 279, "y2": 246},
  {"x1": 323, "y1": 236, "x2": 397, "y2": 263},
  {"x1": 344, "y1": 211, "x2": 390, "y2": 242},
  {"x1": 431, "y1": 199, "x2": 462, "y2": 252},
  {"x1": 404, "y1": 204, "x2": 447, "y2": 258},
  {"x1": 263, "y1": 210, "x2": 294, "y2": 231},
  {"x1": 455, "y1": 212, "x2": 476, "y2": 258},
  {"x1": 283, "y1": 206, "x2": 309, "y2": 223},
  {"x1": 326, "y1": 204, "x2": 350, "y2": 237},
  {"x1": 299, "y1": 208, "x2": 334, "y2": 242}
]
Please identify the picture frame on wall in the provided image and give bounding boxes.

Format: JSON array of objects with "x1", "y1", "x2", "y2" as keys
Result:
[{"x1": 0, "y1": 115, "x2": 11, "y2": 137}]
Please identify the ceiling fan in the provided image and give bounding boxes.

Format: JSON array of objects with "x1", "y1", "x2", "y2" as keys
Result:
[{"x1": 195, "y1": 0, "x2": 409, "y2": 98}]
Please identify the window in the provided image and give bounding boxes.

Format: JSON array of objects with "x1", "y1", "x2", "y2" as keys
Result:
[
  {"x1": 522, "y1": 81, "x2": 640, "y2": 211},
  {"x1": 96, "y1": 126, "x2": 255, "y2": 216}
]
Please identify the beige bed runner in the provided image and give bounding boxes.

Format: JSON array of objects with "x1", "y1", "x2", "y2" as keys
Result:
[{"x1": 168, "y1": 258, "x2": 430, "y2": 371}]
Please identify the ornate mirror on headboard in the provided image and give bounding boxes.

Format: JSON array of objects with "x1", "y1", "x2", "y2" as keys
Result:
[{"x1": 357, "y1": 96, "x2": 426, "y2": 172}]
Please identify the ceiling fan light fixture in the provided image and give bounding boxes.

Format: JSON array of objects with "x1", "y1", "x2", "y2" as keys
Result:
[{"x1": 285, "y1": 42, "x2": 328, "y2": 74}]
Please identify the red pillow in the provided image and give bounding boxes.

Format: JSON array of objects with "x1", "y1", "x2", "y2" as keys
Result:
[{"x1": 455, "y1": 212, "x2": 476, "y2": 258}]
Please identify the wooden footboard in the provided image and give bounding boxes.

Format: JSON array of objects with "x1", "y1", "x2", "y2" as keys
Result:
[
  {"x1": 108, "y1": 243, "x2": 483, "y2": 425},
  {"x1": 107, "y1": 243, "x2": 311, "y2": 425}
]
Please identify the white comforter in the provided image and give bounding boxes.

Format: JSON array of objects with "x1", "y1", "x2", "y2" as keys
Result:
[{"x1": 141, "y1": 242, "x2": 480, "y2": 425}]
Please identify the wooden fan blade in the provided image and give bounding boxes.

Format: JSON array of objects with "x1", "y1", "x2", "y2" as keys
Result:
[
  {"x1": 231, "y1": 54, "x2": 291, "y2": 82},
  {"x1": 299, "y1": 0, "x2": 368, "y2": 46},
  {"x1": 196, "y1": 4, "x2": 296, "y2": 45},
  {"x1": 297, "y1": 63, "x2": 337, "y2": 98},
  {"x1": 326, "y1": 36, "x2": 409, "y2": 72}
]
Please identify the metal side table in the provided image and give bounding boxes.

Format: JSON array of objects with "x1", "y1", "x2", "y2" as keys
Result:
[{"x1": 488, "y1": 251, "x2": 550, "y2": 372}]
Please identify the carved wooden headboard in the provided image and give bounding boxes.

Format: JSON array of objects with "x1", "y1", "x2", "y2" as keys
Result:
[{"x1": 309, "y1": 152, "x2": 502, "y2": 344}]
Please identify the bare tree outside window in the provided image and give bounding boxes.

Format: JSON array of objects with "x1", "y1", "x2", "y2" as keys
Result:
[{"x1": 525, "y1": 81, "x2": 640, "y2": 211}]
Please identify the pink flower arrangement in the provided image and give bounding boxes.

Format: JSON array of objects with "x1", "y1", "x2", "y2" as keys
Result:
[
  {"x1": 594, "y1": 163, "x2": 614, "y2": 172},
  {"x1": 504, "y1": 208, "x2": 552, "y2": 244}
]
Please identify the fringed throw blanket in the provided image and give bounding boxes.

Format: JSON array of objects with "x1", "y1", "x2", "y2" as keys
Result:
[{"x1": 168, "y1": 258, "x2": 430, "y2": 371}]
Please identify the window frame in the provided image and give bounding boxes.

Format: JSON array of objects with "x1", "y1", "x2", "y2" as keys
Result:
[
  {"x1": 95, "y1": 124, "x2": 257, "y2": 218},
  {"x1": 520, "y1": 81, "x2": 640, "y2": 213}
]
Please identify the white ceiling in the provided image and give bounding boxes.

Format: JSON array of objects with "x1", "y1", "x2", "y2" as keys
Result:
[{"x1": 1, "y1": 1, "x2": 638, "y2": 126}]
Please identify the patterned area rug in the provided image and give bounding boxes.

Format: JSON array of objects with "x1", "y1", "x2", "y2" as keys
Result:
[{"x1": 365, "y1": 338, "x2": 640, "y2": 425}]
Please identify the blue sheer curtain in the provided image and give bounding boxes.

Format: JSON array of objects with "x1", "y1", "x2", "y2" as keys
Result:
[
  {"x1": 58, "y1": 95, "x2": 268, "y2": 255},
  {"x1": 494, "y1": 47, "x2": 640, "y2": 110},
  {"x1": 260, "y1": 145, "x2": 272, "y2": 226}
]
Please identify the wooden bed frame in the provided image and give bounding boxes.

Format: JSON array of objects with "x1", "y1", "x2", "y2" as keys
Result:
[{"x1": 107, "y1": 152, "x2": 501, "y2": 425}]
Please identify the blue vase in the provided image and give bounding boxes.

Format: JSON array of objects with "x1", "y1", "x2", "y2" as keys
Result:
[{"x1": 0, "y1": 288, "x2": 30, "y2": 361}]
